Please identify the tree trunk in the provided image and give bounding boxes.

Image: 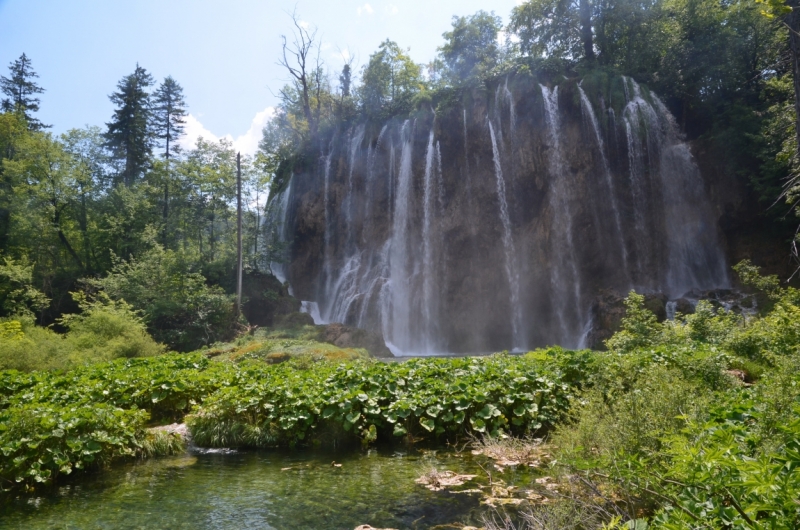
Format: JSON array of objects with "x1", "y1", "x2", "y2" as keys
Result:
[
  {"x1": 163, "y1": 135, "x2": 170, "y2": 246},
  {"x1": 580, "y1": 0, "x2": 595, "y2": 62}
]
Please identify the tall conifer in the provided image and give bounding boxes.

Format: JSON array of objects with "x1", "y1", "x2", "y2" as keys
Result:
[
  {"x1": 152, "y1": 76, "x2": 187, "y2": 245},
  {"x1": 104, "y1": 64, "x2": 154, "y2": 186},
  {"x1": 0, "y1": 53, "x2": 49, "y2": 131},
  {"x1": 152, "y1": 76, "x2": 187, "y2": 160}
]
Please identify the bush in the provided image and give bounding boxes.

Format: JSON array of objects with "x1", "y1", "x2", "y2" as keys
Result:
[
  {"x1": 0, "y1": 403, "x2": 149, "y2": 491},
  {"x1": 0, "y1": 317, "x2": 71, "y2": 371},
  {"x1": 187, "y1": 355, "x2": 573, "y2": 449},
  {"x1": 553, "y1": 366, "x2": 710, "y2": 464},
  {"x1": 0, "y1": 295, "x2": 163, "y2": 372},
  {"x1": 91, "y1": 244, "x2": 238, "y2": 351},
  {"x1": 61, "y1": 293, "x2": 163, "y2": 361},
  {"x1": 1, "y1": 354, "x2": 236, "y2": 420}
]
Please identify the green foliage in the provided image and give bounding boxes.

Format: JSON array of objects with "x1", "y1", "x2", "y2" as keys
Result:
[
  {"x1": 0, "y1": 294, "x2": 163, "y2": 372},
  {"x1": 0, "y1": 403, "x2": 148, "y2": 490},
  {"x1": 187, "y1": 355, "x2": 572, "y2": 448},
  {"x1": 0, "y1": 354, "x2": 234, "y2": 419},
  {"x1": 0, "y1": 317, "x2": 71, "y2": 372},
  {"x1": 92, "y1": 243, "x2": 237, "y2": 351},
  {"x1": 0, "y1": 255, "x2": 49, "y2": 316},
  {"x1": 604, "y1": 292, "x2": 660, "y2": 352},
  {"x1": 360, "y1": 40, "x2": 424, "y2": 119},
  {"x1": 438, "y1": 11, "x2": 503, "y2": 85},
  {"x1": 58, "y1": 293, "x2": 163, "y2": 361},
  {"x1": 553, "y1": 263, "x2": 800, "y2": 528}
]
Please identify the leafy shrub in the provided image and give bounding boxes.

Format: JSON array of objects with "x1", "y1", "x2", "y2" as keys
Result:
[
  {"x1": 0, "y1": 255, "x2": 50, "y2": 317},
  {"x1": 604, "y1": 292, "x2": 661, "y2": 352},
  {"x1": 553, "y1": 366, "x2": 710, "y2": 464},
  {"x1": 0, "y1": 316, "x2": 72, "y2": 371},
  {"x1": 2, "y1": 354, "x2": 236, "y2": 420},
  {"x1": 91, "y1": 244, "x2": 238, "y2": 351},
  {"x1": 0, "y1": 403, "x2": 149, "y2": 490},
  {"x1": 188, "y1": 355, "x2": 573, "y2": 448},
  {"x1": 60, "y1": 294, "x2": 163, "y2": 361},
  {"x1": 0, "y1": 295, "x2": 163, "y2": 372}
]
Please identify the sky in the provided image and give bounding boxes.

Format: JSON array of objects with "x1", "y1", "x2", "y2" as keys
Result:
[{"x1": 0, "y1": 0, "x2": 520, "y2": 155}]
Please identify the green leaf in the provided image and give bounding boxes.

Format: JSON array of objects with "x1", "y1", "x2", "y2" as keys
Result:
[
  {"x1": 419, "y1": 417, "x2": 436, "y2": 432},
  {"x1": 470, "y1": 417, "x2": 486, "y2": 433}
]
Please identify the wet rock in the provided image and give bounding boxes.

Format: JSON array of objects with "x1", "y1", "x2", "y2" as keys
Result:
[
  {"x1": 241, "y1": 270, "x2": 300, "y2": 327},
  {"x1": 674, "y1": 298, "x2": 695, "y2": 316},
  {"x1": 316, "y1": 323, "x2": 394, "y2": 358}
]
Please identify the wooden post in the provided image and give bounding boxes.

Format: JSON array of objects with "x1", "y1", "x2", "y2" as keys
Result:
[{"x1": 236, "y1": 152, "x2": 243, "y2": 316}]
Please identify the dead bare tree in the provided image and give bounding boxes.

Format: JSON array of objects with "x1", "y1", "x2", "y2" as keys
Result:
[{"x1": 278, "y1": 10, "x2": 323, "y2": 141}]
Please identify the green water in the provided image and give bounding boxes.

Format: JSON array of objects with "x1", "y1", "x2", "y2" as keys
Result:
[{"x1": 0, "y1": 447, "x2": 528, "y2": 529}]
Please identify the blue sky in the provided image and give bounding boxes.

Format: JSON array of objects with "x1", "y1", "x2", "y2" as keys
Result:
[{"x1": 0, "y1": 0, "x2": 519, "y2": 155}]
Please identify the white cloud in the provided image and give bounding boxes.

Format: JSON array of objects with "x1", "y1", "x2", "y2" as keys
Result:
[
  {"x1": 357, "y1": 3, "x2": 374, "y2": 16},
  {"x1": 385, "y1": 4, "x2": 398, "y2": 15},
  {"x1": 298, "y1": 20, "x2": 309, "y2": 29},
  {"x1": 179, "y1": 107, "x2": 275, "y2": 157}
]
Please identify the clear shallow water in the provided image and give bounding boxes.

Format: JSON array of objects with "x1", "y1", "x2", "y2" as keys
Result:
[{"x1": 0, "y1": 447, "x2": 514, "y2": 530}]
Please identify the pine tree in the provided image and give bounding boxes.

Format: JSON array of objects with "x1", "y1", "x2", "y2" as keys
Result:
[
  {"x1": 152, "y1": 76, "x2": 187, "y2": 160},
  {"x1": 151, "y1": 76, "x2": 187, "y2": 245},
  {"x1": 0, "y1": 53, "x2": 49, "y2": 131},
  {"x1": 104, "y1": 64, "x2": 154, "y2": 186}
]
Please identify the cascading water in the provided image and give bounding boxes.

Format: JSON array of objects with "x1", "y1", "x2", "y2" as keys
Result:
[
  {"x1": 385, "y1": 121, "x2": 415, "y2": 353},
  {"x1": 278, "y1": 74, "x2": 731, "y2": 354},
  {"x1": 540, "y1": 84, "x2": 585, "y2": 347},
  {"x1": 578, "y1": 84, "x2": 628, "y2": 276},
  {"x1": 488, "y1": 121, "x2": 524, "y2": 351},
  {"x1": 421, "y1": 129, "x2": 438, "y2": 350},
  {"x1": 265, "y1": 176, "x2": 294, "y2": 287}
]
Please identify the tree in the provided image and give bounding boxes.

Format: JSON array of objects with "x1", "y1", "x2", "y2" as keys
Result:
[
  {"x1": 279, "y1": 12, "x2": 324, "y2": 140},
  {"x1": 339, "y1": 63, "x2": 352, "y2": 98},
  {"x1": 152, "y1": 76, "x2": 187, "y2": 161},
  {"x1": 439, "y1": 11, "x2": 504, "y2": 84},
  {"x1": 104, "y1": 65, "x2": 154, "y2": 186},
  {"x1": 360, "y1": 40, "x2": 423, "y2": 118},
  {"x1": 0, "y1": 53, "x2": 49, "y2": 131},
  {"x1": 509, "y1": 0, "x2": 595, "y2": 61},
  {"x1": 151, "y1": 76, "x2": 187, "y2": 245}
]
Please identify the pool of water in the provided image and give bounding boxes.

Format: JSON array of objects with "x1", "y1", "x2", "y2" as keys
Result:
[{"x1": 0, "y1": 446, "x2": 528, "y2": 529}]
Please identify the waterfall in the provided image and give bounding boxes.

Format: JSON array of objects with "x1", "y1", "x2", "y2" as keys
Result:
[
  {"x1": 345, "y1": 125, "x2": 366, "y2": 252},
  {"x1": 321, "y1": 150, "x2": 334, "y2": 316},
  {"x1": 421, "y1": 129, "x2": 438, "y2": 350},
  {"x1": 265, "y1": 176, "x2": 293, "y2": 287},
  {"x1": 578, "y1": 84, "x2": 629, "y2": 275},
  {"x1": 621, "y1": 76, "x2": 728, "y2": 296},
  {"x1": 384, "y1": 121, "x2": 415, "y2": 353},
  {"x1": 540, "y1": 84, "x2": 585, "y2": 347},
  {"x1": 488, "y1": 121, "x2": 524, "y2": 350},
  {"x1": 292, "y1": 74, "x2": 730, "y2": 355}
]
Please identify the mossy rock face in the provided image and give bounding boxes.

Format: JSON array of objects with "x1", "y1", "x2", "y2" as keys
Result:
[
  {"x1": 316, "y1": 323, "x2": 394, "y2": 358},
  {"x1": 275, "y1": 312, "x2": 315, "y2": 328},
  {"x1": 265, "y1": 352, "x2": 291, "y2": 364}
]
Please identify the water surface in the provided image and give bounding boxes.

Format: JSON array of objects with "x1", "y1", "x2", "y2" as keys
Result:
[{"x1": 0, "y1": 447, "x2": 509, "y2": 529}]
